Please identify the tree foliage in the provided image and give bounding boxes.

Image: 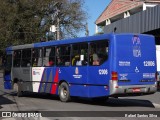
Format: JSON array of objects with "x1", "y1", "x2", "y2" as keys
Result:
[{"x1": 0, "y1": 0, "x2": 87, "y2": 51}]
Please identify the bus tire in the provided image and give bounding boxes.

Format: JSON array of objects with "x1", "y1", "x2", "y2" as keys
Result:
[{"x1": 59, "y1": 82, "x2": 71, "y2": 102}]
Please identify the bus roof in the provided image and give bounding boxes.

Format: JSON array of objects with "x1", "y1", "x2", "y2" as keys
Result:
[
  {"x1": 34, "y1": 33, "x2": 112, "y2": 48},
  {"x1": 6, "y1": 33, "x2": 153, "y2": 51},
  {"x1": 6, "y1": 34, "x2": 112, "y2": 51}
]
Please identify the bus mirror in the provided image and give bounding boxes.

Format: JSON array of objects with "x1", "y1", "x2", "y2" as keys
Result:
[{"x1": 80, "y1": 55, "x2": 84, "y2": 61}]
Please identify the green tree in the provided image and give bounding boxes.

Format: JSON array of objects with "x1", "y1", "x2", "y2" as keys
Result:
[{"x1": 0, "y1": 0, "x2": 87, "y2": 51}]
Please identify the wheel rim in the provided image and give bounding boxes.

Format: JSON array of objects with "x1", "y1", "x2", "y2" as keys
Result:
[{"x1": 60, "y1": 86, "x2": 68, "y2": 99}]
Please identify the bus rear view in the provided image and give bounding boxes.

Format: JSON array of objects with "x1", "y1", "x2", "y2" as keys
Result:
[{"x1": 110, "y1": 34, "x2": 157, "y2": 96}]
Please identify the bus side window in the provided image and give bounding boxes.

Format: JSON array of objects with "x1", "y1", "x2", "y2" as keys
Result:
[
  {"x1": 72, "y1": 43, "x2": 88, "y2": 66},
  {"x1": 43, "y1": 47, "x2": 55, "y2": 66},
  {"x1": 21, "y1": 49, "x2": 31, "y2": 67},
  {"x1": 13, "y1": 50, "x2": 21, "y2": 67},
  {"x1": 56, "y1": 45, "x2": 70, "y2": 66},
  {"x1": 89, "y1": 40, "x2": 108, "y2": 66},
  {"x1": 32, "y1": 48, "x2": 43, "y2": 67}
]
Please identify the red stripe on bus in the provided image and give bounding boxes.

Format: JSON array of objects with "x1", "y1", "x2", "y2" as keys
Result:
[{"x1": 50, "y1": 68, "x2": 59, "y2": 94}]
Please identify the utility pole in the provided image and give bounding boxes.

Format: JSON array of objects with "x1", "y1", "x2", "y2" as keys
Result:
[
  {"x1": 57, "y1": 17, "x2": 60, "y2": 40},
  {"x1": 49, "y1": 2, "x2": 61, "y2": 40},
  {"x1": 85, "y1": 22, "x2": 89, "y2": 36},
  {"x1": 55, "y1": 2, "x2": 61, "y2": 40}
]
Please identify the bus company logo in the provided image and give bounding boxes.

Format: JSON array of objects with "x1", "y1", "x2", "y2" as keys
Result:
[
  {"x1": 132, "y1": 35, "x2": 141, "y2": 45},
  {"x1": 132, "y1": 35, "x2": 141, "y2": 57},
  {"x1": 75, "y1": 67, "x2": 79, "y2": 74},
  {"x1": 73, "y1": 67, "x2": 82, "y2": 79},
  {"x1": 33, "y1": 71, "x2": 40, "y2": 75}
]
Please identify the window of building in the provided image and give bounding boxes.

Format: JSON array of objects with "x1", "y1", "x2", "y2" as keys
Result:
[
  {"x1": 56, "y1": 45, "x2": 71, "y2": 66},
  {"x1": 13, "y1": 50, "x2": 21, "y2": 67},
  {"x1": 21, "y1": 49, "x2": 31, "y2": 67},
  {"x1": 43, "y1": 47, "x2": 55, "y2": 66},
  {"x1": 32, "y1": 48, "x2": 43, "y2": 67},
  {"x1": 89, "y1": 40, "x2": 108, "y2": 66},
  {"x1": 72, "y1": 43, "x2": 88, "y2": 66}
]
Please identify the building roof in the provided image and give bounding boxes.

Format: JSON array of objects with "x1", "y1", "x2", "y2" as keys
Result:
[
  {"x1": 96, "y1": 0, "x2": 144, "y2": 25},
  {"x1": 103, "y1": 5, "x2": 160, "y2": 36}
]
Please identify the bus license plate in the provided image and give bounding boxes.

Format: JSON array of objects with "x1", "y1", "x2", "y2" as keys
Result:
[{"x1": 132, "y1": 88, "x2": 140, "y2": 92}]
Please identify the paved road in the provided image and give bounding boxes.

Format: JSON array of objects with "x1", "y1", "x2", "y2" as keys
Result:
[{"x1": 0, "y1": 71, "x2": 160, "y2": 120}]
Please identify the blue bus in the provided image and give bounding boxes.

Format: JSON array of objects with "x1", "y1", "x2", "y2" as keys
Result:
[{"x1": 3, "y1": 33, "x2": 157, "y2": 102}]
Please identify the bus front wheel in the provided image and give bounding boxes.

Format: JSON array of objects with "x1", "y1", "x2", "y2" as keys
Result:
[{"x1": 59, "y1": 82, "x2": 71, "y2": 102}]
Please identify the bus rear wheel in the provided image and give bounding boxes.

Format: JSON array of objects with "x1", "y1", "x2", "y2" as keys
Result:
[{"x1": 59, "y1": 82, "x2": 71, "y2": 102}]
